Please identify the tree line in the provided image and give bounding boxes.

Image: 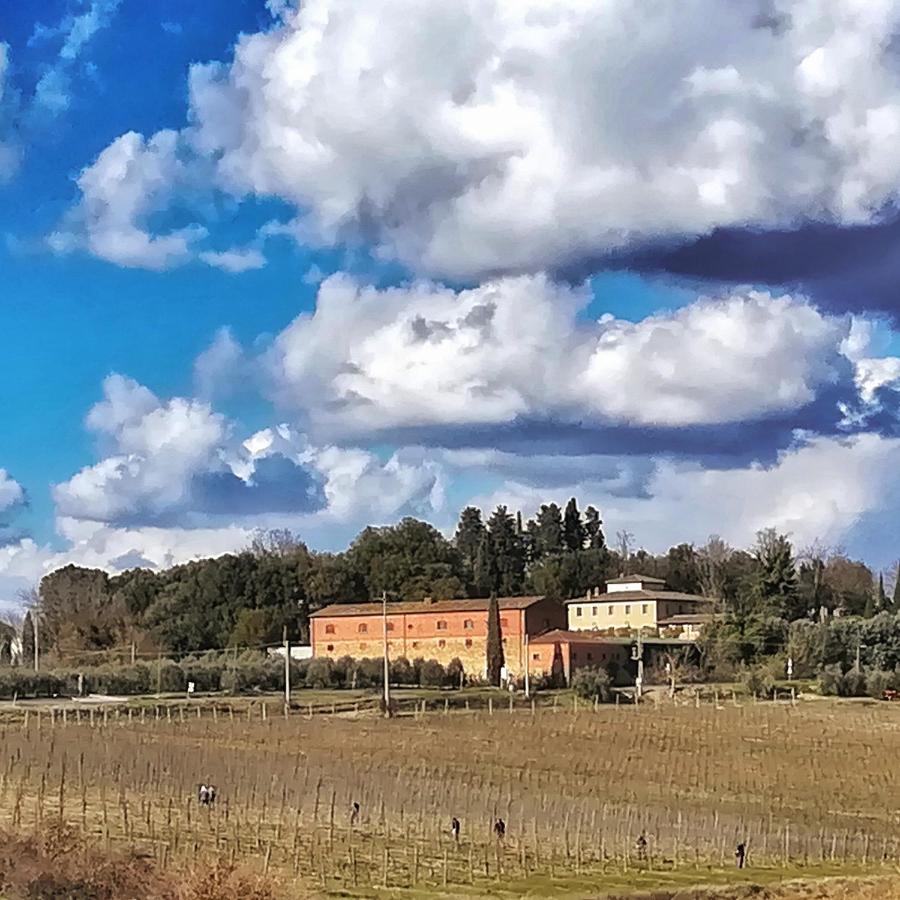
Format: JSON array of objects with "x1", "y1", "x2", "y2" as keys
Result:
[{"x1": 4, "y1": 498, "x2": 895, "y2": 679}]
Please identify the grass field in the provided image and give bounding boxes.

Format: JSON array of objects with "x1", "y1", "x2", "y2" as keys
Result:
[{"x1": 1, "y1": 695, "x2": 899, "y2": 897}]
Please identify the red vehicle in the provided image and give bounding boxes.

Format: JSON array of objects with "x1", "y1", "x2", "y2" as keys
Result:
[{"x1": 882, "y1": 689, "x2": 900, "y2": 702}]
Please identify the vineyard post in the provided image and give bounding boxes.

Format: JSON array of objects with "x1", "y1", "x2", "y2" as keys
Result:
[
  {"x1": 283, "y1": 625, "x2": 291, "y2": 714},
  {"x1": 382, "y1": 590, "x2": 391, "y2": 717}
]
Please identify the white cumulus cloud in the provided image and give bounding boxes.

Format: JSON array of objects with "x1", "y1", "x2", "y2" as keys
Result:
[
  {"x1": 0, "y1": 43, "x2": 21, "y2": 182},
  {"x1": 156, "y1": 0, "x2": 900, "y2": 278},
  {"x1": 474, "y1": 432, "x2": 900, "y2": 557},
  {"x1": 266, "y1": 274, "x2": 852, "y2": 435},
  {"x1": 0, "y1": 470, "x2": 24, "y2": 514},
  {"x1": 199, "y1": 247, "x2": 266, "y2": 273},
  {"x1": 57, "y1": 131, "x2": 206, "y2": 270}
]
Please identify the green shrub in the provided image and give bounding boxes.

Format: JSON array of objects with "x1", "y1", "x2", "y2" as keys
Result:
[
  {"x1": 419, "y1": 659, "x2": 445, "y2": 687},
  {"x1": 818, "y1": 664, "x2": 867, "y2": 697},
  {"x1": 445, "y1": 657, "x2": 465, "y2": 688},
  {"x1": 571, "y1": 666, "x2": 613, "y2": 702},
  {"x1": 390, "y1": 657, "x2": 415, "y2": 685},
  {"x1": 740, "y1": 665, "x2": 775, "y2": 699},
  {"x1": 305, "y1": 658, "x2": 335, "y2": 689},
  {"x1": 864, "y1": 669, "x2": 897, "y2": 699}
]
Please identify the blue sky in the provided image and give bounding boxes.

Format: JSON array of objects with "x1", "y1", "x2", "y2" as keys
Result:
[{"x1": 2, "y1": 0, "x2": 900, "y2": 604}]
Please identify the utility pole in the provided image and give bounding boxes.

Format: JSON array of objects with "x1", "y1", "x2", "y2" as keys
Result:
[
  {"x1": 283, "y1": 625, "x2": 291, "y2": 711},
  {"x1": 632, "y1": 632, "x2": 644, "y2": 703},
  {"x1": 524, "y1": 632, "x2": 531, "y2": 699},
  {"x1": 130, "y1": 640, "x2": 136, "y2": 666},
  {"x1": 382, "y1": 590, "x2": 391, "y2": 717}
]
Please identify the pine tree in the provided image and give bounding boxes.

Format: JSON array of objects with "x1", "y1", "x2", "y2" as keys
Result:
[
  {"x1": 21, "y1": 611, "x2": 34, "y2": 669},
  {"x1": 454, "y1": 507, "x2": 486, "y2": 595},
  {"x1": 563, "y1": 497, "x2": 586, "y2": 552},
  {"x1": 487, "y1": 506, "x2": 525, "y2": 595},
  {"x1": 474, "y1": 531, "x2": 495, "y2": 597},
  {"x1": 753, "y1": 529, "x2": 801, "y2": 621},
  {"x1": 486, "y1": 592, "x2": 504, "y2": 686},
  {"x1": 532, "y1": 504, "x2": 563, "y2": 559}
]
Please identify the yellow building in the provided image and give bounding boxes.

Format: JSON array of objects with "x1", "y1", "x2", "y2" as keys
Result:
[{"x1": 565, "y1": 574, "x2": 715, "y2": 635}]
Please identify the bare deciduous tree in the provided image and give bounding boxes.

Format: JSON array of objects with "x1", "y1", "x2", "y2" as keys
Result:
[
  {"x1": 615, "y1": 530, "x2": 634, "y2": 574},
  {"x1": 696, "y1": 535, "x2": 731, "y2": 603}
]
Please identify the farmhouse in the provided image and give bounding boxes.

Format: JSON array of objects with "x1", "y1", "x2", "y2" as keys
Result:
[
  {"x1": 527, "y1": 630, "x2": 633, "y2": 685},
  {"x1": 566, "y1": 574, "x2": 715, "y2": 637},
  {"x1": 310, "y1": 596, "x2": 566, "y2": 678}
]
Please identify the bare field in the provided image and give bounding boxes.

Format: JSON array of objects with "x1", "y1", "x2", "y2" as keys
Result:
[{"x1": 1, "y1": 698, "x2": 899, "y2": 897}]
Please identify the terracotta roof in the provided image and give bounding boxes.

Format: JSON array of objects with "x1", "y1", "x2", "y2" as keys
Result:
[
  {"x1": 528, "y1": 629, "x2": 633, "y2": 645},
  {"x1": 310, "y1": 596, "x2": 547, "y2": 618},
  {"x1": 565, "y1": 590, "x2": 714, "y2": 604},
  {"x1": 606, "y1": 573, "x2": 666, "y2": 584}
]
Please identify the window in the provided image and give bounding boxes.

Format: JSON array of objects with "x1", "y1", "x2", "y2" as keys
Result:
[
  {"x1": 436, "y1": 620, "x2": 448, "y2": 631},
  {"x1": 608, "y1": 605, "x2": 613, "y2": 615},
  {"x1": 641, "y1": 604, "x2": 648, "y2": 614},
  {"x1": 463, "y1": 619, "x2": 474, "y2": 630},
  {"x1": 325, "y1": 624, "x2": 335, "y2": 635},
  {"x1": 587, "y1": 652, "x2": 593, "y2": 661},
  {"x1": 408, "y1": 623, "x2": 413, "y2": 629},
  {"x1": 532, "y1": 653, "x2": 540, "y2": 661},
  {"x1": 592, "y1": 606, "x2": 597, "y2": 616},
  {"x1": 575, "y1": 606, "x2": 583, "y2": 617},
  {"x1": 386, "y1": 621, "x2": 395, "y2": 632},
  {"x1": 572, "y1": 651, "x2": 578, "y2": 661},
  {"x1": 438, "y1": 639, "x2": 446, "y2": 648},
  {"x1": 358, "y1": 623, "x2": 368, "y2": 634},
  {"x1": 326, "y1": 644, "x2": 334, "y2": 652},
  {"x1": 624, "y1": 605, "x2": 631, "y2": 614},
  {"x1": 601, "y1": 651, "x2": 606, "y2": 660},
  {"x1": 359, "y1": 643, "x2": 367, "y2": 651},
  {"x1": 412, "y1": 641, "x2": 419, "y2": 649},
  {"x1": 465, "y1": 638, "x2": 473, "y2": 648}
]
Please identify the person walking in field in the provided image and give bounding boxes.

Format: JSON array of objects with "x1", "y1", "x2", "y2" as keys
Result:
[
  {"x1": 350, "y1": 801, "x2": 360, "y2": 826},
  {"x1": 198, "y1": 784, "x2": 209, "y2": 806},
  {"x1": 636, "y1": 832, "x2": 647, "y2": 861},
  {"x1": 451, "y1": 817, "x2": 460, "y2": 843},
  {"x1": 207, "y1": 785, "x2": 217, "y2": 806},
  {"x1": 735, "y1": 842, "x2": 746, "y2": 869},
  {"x1": 493, "y1": 818, "x2": 506, "y2": 840}
]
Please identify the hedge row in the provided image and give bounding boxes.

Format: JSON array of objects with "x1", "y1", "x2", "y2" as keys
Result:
[{"x1": 0, "y1": 652, "x2": 473, "y2": 699}]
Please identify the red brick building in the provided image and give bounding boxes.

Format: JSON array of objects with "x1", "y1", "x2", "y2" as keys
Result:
[
  {"x1": 310, "y1": 596, "x2": 565, "y2": 678},
  {"x1": 528, "y1": 630, "x2": 633, "y2": 685}
]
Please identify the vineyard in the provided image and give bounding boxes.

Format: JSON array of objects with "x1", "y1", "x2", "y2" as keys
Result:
[{"x1": 1, "y1": 697, "x2": 900, "y2": 897}]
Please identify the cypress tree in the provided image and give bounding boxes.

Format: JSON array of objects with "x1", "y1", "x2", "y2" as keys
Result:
[
  {"x1": 21, "y1": 611, "x2": 34, "y2": 669},
  {"x1": 486, "y1": 592, "x2": 504, "y2": 686},
  {"x1": 864, "y1": 591, "x2": 875, "y2": 619},
  {"x1": 878, "y1": 573, "x2": 887, "y2": 613},
  {"x1": 893, "y1": 564, "x2": 900, "y2": 613},
  {"x1": 584, "y1": 506, "x2": 605, "y2": 550},
  {"x1": 563, "y1": 497, "x2": 586, "y2": 552}
]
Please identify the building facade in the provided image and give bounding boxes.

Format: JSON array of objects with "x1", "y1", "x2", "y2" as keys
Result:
[
  {"x1": 528, "y1": 630, "x2": 633, "y2": 685},
  {"x1": 310, "y1": 596, "x2": 566, "y2": 678},
  {"x1": 566, "y1": 574, "x2": 715, "y2": 634}
]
